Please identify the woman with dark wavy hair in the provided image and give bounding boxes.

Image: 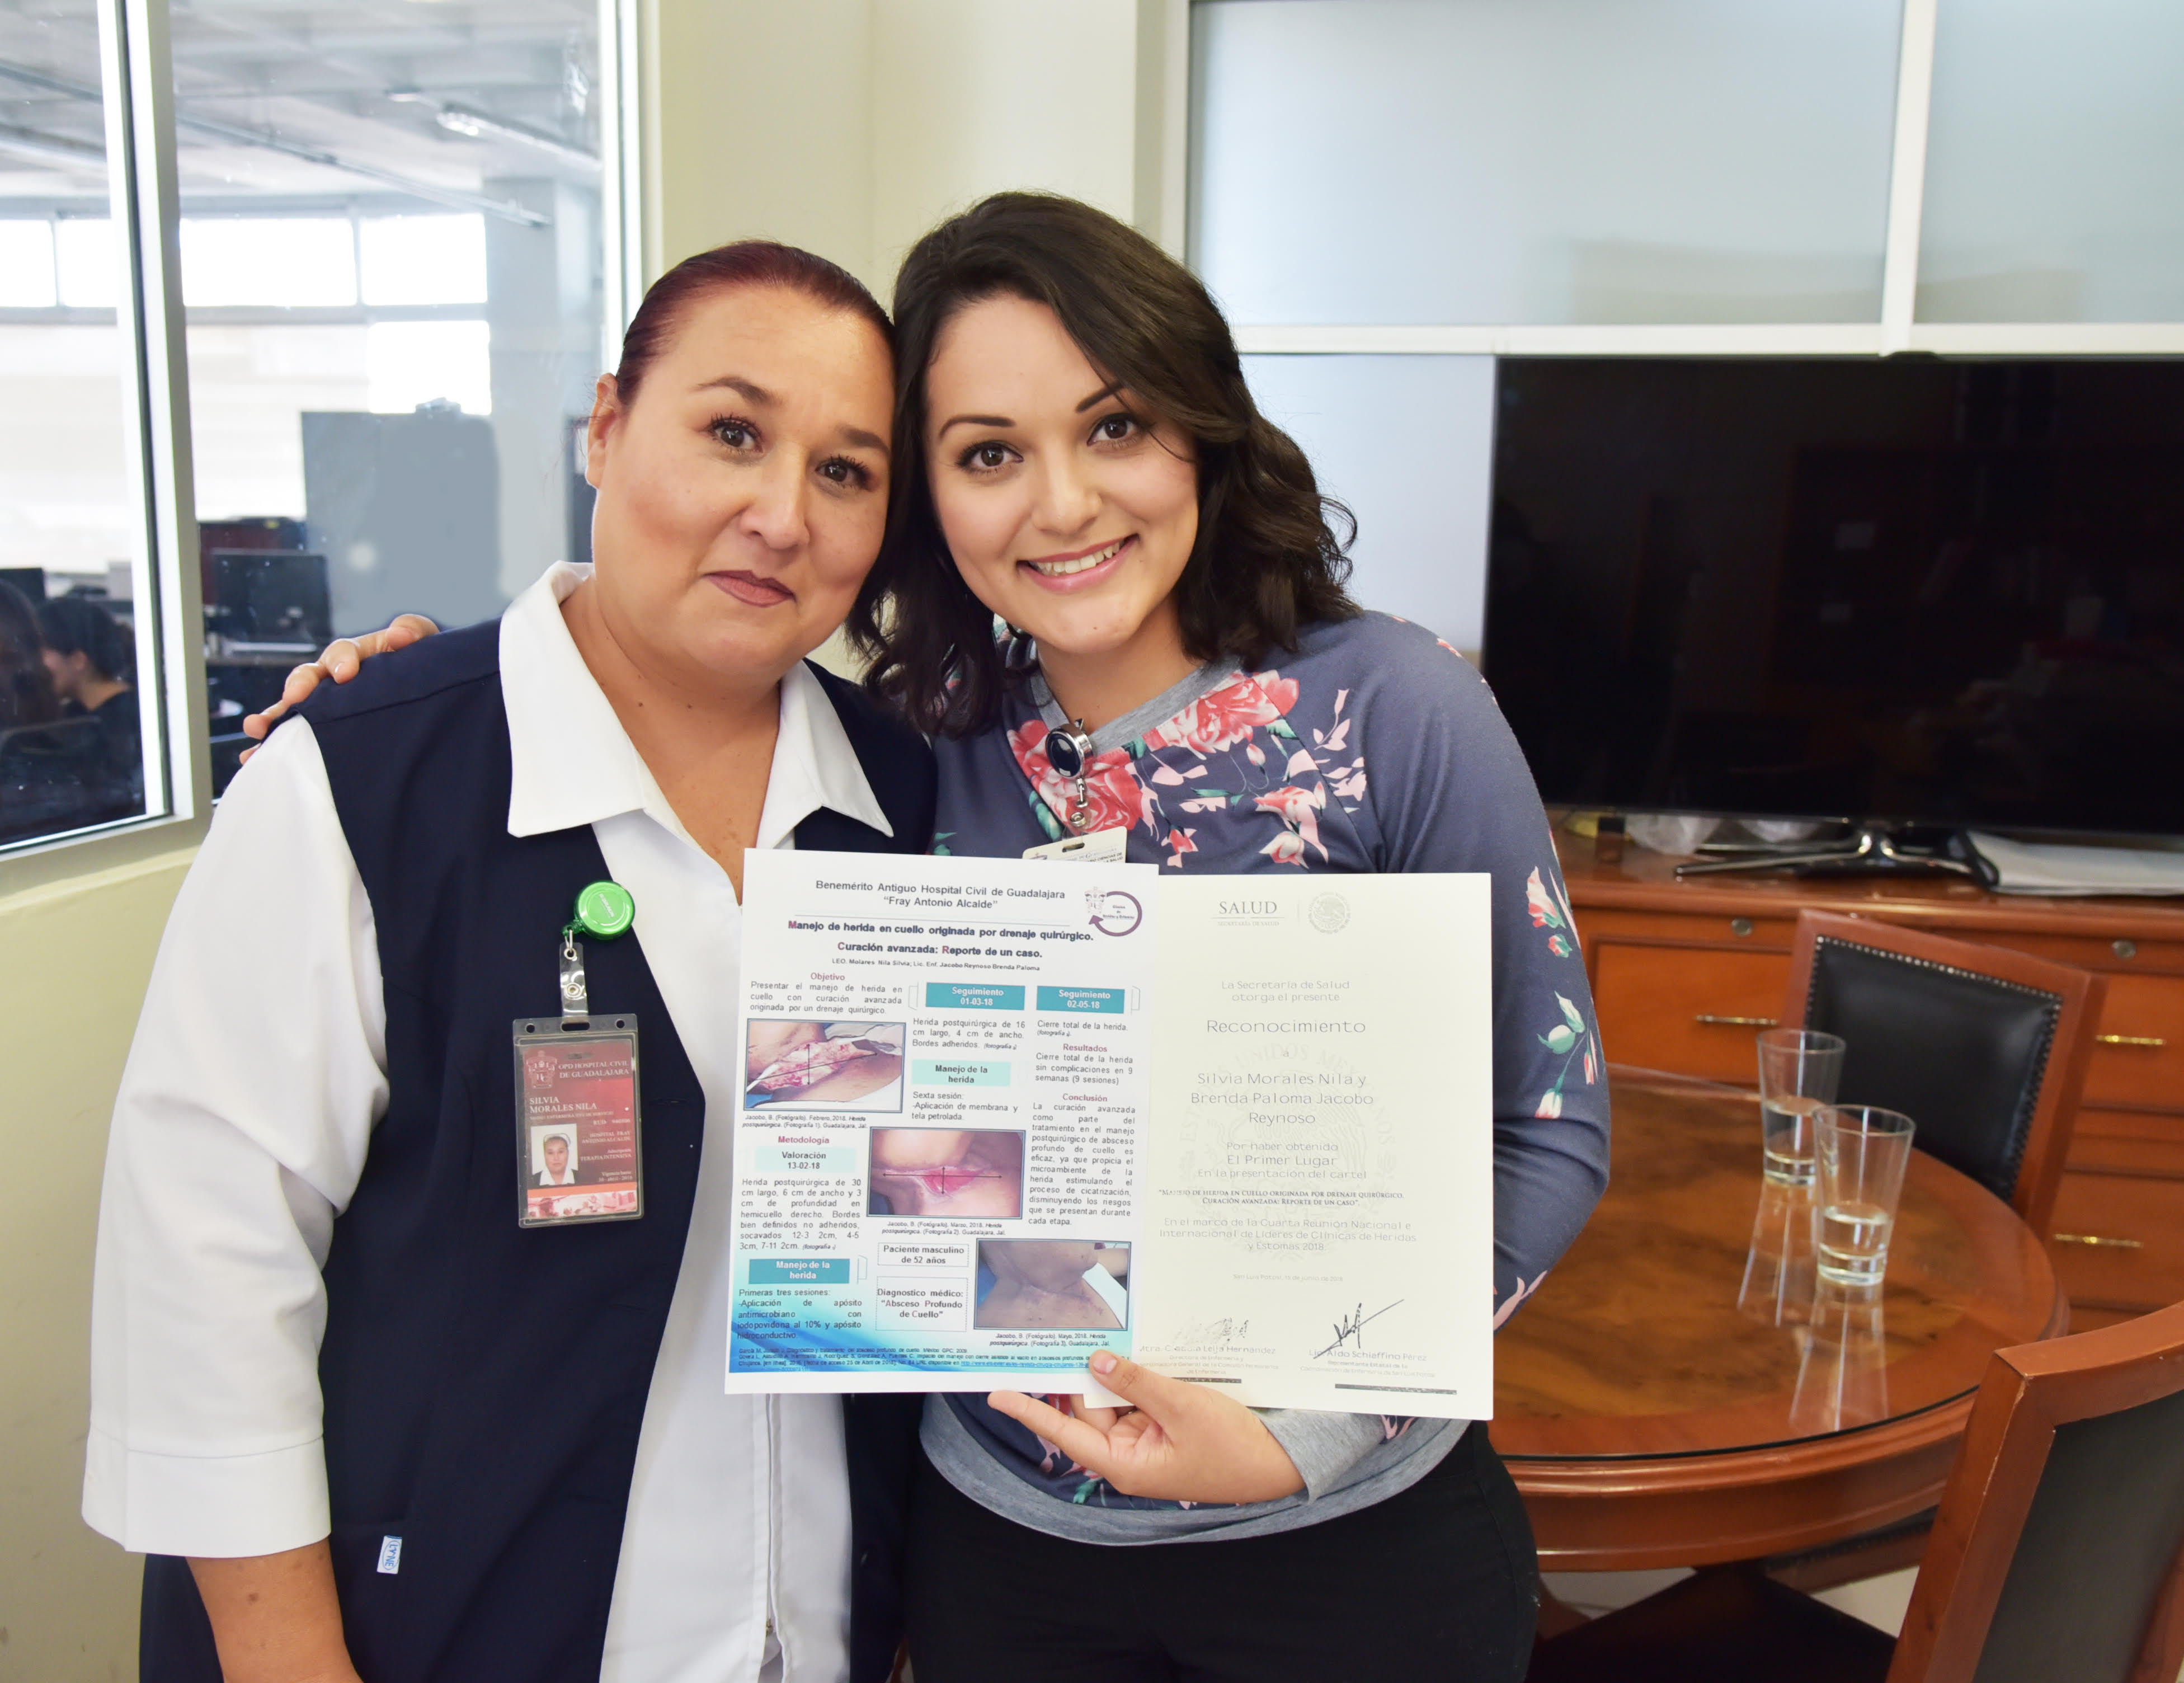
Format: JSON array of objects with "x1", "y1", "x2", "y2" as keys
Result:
[
  {"x1": 851, "y1": 192, "x2": 1608, "y2": 1683},
  {"x1": 848, "y1": 192, "x2": 1358, "y2": 737},
  {"x1": 248, "y1": 191, "x2": 1610, "y2": 1683}
]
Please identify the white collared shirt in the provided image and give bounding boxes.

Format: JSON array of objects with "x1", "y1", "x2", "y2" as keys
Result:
[{"x1": 85, "y1": 563, "x2": 892, "y2": 1683}]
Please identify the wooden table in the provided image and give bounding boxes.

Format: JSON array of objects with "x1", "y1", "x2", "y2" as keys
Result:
[{"x1": 1494, "y1": 1066, "x2": 2067, "y2": 1571}]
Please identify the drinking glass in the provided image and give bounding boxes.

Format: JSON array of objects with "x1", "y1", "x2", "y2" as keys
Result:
[
  {"x1": 1737, "y1": 1177, "x2": 1819, "y2": 1326},
  {"x1": 1815, "y1": 1106, "x2": 1917, "y2": 1287},
  {"x1": 1756, "y1": 1028, "x2": 1846, "y2": 1187},
  {"x1": 1788, "y1": 1278, "x2": 1891, "y2": 1433}
]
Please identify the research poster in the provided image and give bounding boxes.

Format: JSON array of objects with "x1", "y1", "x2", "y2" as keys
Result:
[
  {"x1": 724, "y1": 854, "x2": 1494, "y2": 1419},
  {"x1": 726, "y1": 851, "x2": 1157, "y2": 1397}
]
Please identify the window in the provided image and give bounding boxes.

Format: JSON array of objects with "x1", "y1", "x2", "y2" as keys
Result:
[
  {"x1": 0, "y1": 220, "x2": 57, "y2": 307},
  {"x1": 1194, "y1": 0, "x2": 2184, "y2": 649},
  {"x1": 1194, "y1": 0, "x2": 1905, "y2": 329},
  {"x1": 2, "y1": 0, "x2": 627, "y2": 853},
  {"x1": 0, "y1": 0, "x2": 160, "y2": 848},
  {"x1": 1919, "y1": 0, "x2": 2184, "y2": 322},
  {"x1": 166, "y1": 0, "x2": 613, "y2": 792}
]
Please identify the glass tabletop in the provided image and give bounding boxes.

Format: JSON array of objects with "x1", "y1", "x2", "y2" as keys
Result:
[{"x1": 1494, "y1": 1066, "x2": 2062, "y2": 1461}]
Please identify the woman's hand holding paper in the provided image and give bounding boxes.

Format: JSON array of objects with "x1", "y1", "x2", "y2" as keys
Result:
[{"x1": 987, "y1": 1352, "x2": 1306, "y2": 1505}]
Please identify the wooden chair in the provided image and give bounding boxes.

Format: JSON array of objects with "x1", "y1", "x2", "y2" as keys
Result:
[
  {"x1": 1783, "y1": 909, "x2": 2105, "y2": 1237},
  {"x1": 1764, "y1": 910, "x2": 2109, "y2": 1595},
  {"x1": 1527, "y1": 1297, "x2": 2184, "y2": 1683}
]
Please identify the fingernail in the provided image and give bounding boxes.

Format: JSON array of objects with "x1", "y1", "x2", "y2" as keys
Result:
[{"x1": 1090, "y1": 1352, "x2": 1116, "y2": 1374}]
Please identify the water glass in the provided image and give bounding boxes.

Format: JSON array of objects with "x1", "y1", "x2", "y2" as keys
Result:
[
  {"x1": 1756, "y1": 1028, "x2": 1846, "y2": 1187},
  {"x1": 1815, "y1": 1106, "x2": 1917, "y2": 1287},
  {"x1": 1736, "y1": 1177, "x2": 1819, "y2": 1327},
  {"x1": 1788, "y1": 1279, "x2": 1891, "y2": 1433}
]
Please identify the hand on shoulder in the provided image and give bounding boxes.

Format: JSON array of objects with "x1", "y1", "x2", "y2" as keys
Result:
[{"x1": 238, "y1": 615, "x2": 441, "y2": 761}]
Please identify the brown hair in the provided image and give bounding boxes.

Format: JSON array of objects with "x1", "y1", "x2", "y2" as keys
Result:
[
  {"x1": 613, "y1": 240, "x2": 892, "y2": 406},
  {"x1": 846, "y1": 192, "x2": 1357, "y2": 735}
]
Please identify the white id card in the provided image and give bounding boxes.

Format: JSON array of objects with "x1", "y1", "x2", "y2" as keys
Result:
[{"x1": 1022, "y1": 826, "x2": 1128, "y2": 863}]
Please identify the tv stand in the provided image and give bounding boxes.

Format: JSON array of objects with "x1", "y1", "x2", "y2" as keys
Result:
[
  {"x1": 1556, "y1": 842, "x2": 2184, "y2": 1334},
  {"x1": 1673, "y1": 823, "x2": 1980, "y2": 881}
]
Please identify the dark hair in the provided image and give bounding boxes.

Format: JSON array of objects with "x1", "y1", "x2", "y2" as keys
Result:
[
  {"x1": 0, "y1": 582, "x2": 59, "y2": 727},
  {"x1": 846, "y1": 191, "x2": 1357, "y2": 734},
  {"x1": 37, "y1": 594, "x2": 133, "y2": 684},
  {"x1": 613, "y1": 239, "x2": 892, "y2": 406}
]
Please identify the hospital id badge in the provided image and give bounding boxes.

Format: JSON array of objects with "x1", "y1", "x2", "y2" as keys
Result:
[
  {"x1": 513, "y1": 1015, "x2": 644, "y2": 1226},
  {"x1": 1023, "y1": 826, "x2": 1128, "y2": 863}
]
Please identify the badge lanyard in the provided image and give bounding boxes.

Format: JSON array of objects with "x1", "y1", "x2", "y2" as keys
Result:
[
  {"x1": 1044, "y1": 719, "x2": 1097, "y2": 830},
  {"x1": 557, "y1": 878, "x2": 634, "y2": 1018},
  {"x1": 514, "y1": 880, "x2": 645, "y2": 1229}
]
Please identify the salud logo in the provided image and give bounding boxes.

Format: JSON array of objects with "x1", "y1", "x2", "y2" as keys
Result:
[{"x1": 1308, "y1": 891, "x2": 1351, "y2": 933}]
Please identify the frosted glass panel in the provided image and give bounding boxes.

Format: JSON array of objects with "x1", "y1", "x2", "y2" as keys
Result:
[
  {"x1": 1919, "y1": 0, "x2": 2184, "y2": 322},
  {"x1": 1193, "y1": 0, "x2": 1903, "y2": 326},
  {"x1": 1242, "y1": 355, "x2": 1494, "y2": 649}
]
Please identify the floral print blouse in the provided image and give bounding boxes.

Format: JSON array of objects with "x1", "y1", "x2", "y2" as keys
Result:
[{"x1": 924, "y1": 612, "x2": 1612, "y2": 1531}]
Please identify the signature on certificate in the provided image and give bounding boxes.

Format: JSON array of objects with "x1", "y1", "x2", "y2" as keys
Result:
[{"x1": 1312, "y1": 1299, "x2": 1404, "y2": 1359}]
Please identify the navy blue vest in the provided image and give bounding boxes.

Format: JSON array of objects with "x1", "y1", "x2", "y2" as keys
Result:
[{"x1": 140, "y1": 622, "x2": 933, "y2": 1683}]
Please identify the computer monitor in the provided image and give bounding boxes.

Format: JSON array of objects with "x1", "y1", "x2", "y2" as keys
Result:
[
  {"x1": 208, "y1": 550, "x2": 333, "y2": 652},
  {"x1": 0, "y1": 566, "x2": 46, "y2": 602}
]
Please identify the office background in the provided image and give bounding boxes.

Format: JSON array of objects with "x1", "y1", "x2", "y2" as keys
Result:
[{"x1": 5, "y1": 2, "x2": 2181, "y2": 1675}]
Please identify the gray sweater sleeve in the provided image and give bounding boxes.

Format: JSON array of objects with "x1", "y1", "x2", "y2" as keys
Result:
[
  {"x1": 1255, "y1": 1408, "x2": 1393, "y2": 1500},
  {"x1": 1245, "y1": 620, "x2": 1614, "y2": 1498}
]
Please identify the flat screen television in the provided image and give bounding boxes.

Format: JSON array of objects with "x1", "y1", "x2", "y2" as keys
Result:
[{"x1": 1480, "y1": 357, "x2": 2184, "y2": 844}]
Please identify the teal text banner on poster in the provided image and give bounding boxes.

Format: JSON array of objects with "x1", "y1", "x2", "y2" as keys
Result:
[
  {"x1": 910, "y1": 1059, "x2": 1010, "y2": 1088},
  {"x1": 1037, "y1": 985, "x2": 1127, "y2": 1014},
  {"x1": 924, "y1": 982, "x2": 1026, "y2": 1010}
]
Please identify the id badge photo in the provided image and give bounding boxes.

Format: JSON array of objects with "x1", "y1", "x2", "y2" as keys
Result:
[{"x1": 514, "y1": 1015, "x2": 644, "y2": 1226}]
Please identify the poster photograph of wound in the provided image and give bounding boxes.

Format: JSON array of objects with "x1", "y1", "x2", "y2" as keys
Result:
[
  {"x1": 868, "y1": 1128, "x2": 1026, "y2": 1217},
  {"x1": 516, "y1": 1037, "x2": 639, "y2": 1225},
  {"x1": 745, "y1": 1020, "x2": 907, "y2": 1112},
  {"x1": 975, "y1": 1240, "x2": 1130, "y2": 1331}
]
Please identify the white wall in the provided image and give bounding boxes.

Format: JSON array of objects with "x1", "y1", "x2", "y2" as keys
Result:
[
  {"x1": 1242, "y1": 353, "x2": 1496, "y2": 651},
  {"x1": 868, "y1": 1, "x2": 1139, "y2": 287},
  {"x1": 647, "y1": 0, "x2": 1175, "y2": 298},
  {"x1": 648, "y1": 0, "x2": 878, "y2": 289},
  {"x1": 0, "y1": 850, "x2": 195, "y2": 1681}
]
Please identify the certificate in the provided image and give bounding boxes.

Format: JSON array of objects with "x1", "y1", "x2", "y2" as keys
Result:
[
  {"x1": 724, "y1": 854, "x2": 1494, "y2": 1419},
  {"x1": 1135, "y1": 875, "x2": 1494, "y2": 1419}
]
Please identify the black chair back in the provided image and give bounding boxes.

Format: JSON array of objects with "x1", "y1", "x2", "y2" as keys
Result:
[
  {"x1": 1965, "y1": 1383, "x2": 2184, "y2": 1683},
  {"x1": 1804, "y1": 934, "x2": 2058, "y2": 1206}
]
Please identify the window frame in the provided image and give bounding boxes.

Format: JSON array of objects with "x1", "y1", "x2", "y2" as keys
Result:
[
  {"x1": 0, "y1": 0, "x2": 642, "y2": 891},
  {"x1": 0, "y1": 0, "x2": 209, "y2": 893}
]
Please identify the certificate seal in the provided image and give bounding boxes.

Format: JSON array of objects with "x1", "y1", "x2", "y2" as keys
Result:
[{"x1": 1307, "y1": 891, "x2": 1351, "y2": 933}]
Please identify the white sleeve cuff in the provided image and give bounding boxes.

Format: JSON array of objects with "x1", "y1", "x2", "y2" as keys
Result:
[{"x1": 83, "y1": 1423, "x2": 330, "y2": 1558}]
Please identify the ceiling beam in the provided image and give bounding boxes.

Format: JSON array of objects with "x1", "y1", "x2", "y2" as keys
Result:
[
  {"x1": 0, "y1": 121, "x2": 106, "y2": 173},
  {"x1": 0, "y1": 59, "x2": 549, "y2": 225}
]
